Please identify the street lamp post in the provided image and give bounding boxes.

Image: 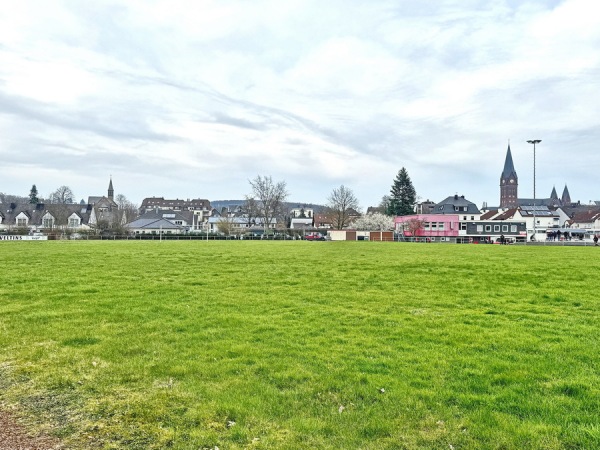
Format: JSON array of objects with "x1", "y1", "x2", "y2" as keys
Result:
[{"x1": 526, "y1": 139, "x2": 541, "y2": 241}]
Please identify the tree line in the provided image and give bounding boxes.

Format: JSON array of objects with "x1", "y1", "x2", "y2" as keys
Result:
[
  {"x1": 218, "y1": 169, "x2": 416, "y2": 233},
  {"x1": 323, "y1": 167, "x2": 416, "y2": 229},
  {"x1": 3, "y1": 169, "x2": 417, "y2": 233},
  {"x1": 1, "y1": 184, "x2": 76, "y2": 205}
]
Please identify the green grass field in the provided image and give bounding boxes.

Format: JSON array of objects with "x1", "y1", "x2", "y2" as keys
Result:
[{"x1": 1, "y1": 241, "x2": 599, "y2": 449}]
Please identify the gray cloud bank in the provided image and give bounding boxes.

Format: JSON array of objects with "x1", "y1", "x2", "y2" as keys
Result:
[{"x1": 1, "y1": 0, "x2": 598, "y2": 207}]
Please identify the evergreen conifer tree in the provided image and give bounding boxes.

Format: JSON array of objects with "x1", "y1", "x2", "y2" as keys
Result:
[
  {"x1": 387, "y1": 168, "x2": 416, "y2": 216},
  {"x1": 29, "y1": 184, "x2": 39, "y2": 204}
]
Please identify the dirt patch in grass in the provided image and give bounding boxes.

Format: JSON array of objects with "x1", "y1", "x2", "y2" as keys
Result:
[{"x1": 0, "y1": 410, "x2": 61, "y2": 450}]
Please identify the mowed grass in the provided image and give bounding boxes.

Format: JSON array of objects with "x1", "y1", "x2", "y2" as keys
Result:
[{"x1": 0, "y1": 241, "x2": 599, "y2": 449}]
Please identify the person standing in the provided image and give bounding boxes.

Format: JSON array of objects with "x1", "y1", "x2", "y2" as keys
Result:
[{"x1": 594, "y1": 235, "x2": 598, "y2": 246}]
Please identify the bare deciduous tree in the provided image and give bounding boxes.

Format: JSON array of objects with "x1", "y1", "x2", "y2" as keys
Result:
[
  {"x1": 248, "y1": 175, "x2": 289, "y2": 231},
  {"x1": 241, "y1": 196, "x2": 260, "y2": 227},
  {"x1": 326, "y1": 185, "x2": 360, "y2": 230},
  {"x1": 49, "y1": 186, "x2": 75, "y2": 204},
  {"x1": 378, "y1": 195, "x2": 391, "y2": 212},
  {"x1": 115, "y1": 194, "x2": 139, "y2": 225},
  {"x1": 0, "y1": 193, "x2": 28, "y2": 204},
  {"x1": 217, "y1": 216, "x2": 236, "y2": 236}
]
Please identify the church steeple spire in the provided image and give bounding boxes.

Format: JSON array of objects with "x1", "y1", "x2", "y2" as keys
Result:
[
  {"x1": 108, "y1": 176, "x2": 114, "y2": 201},
  {"x1": 501, "y1": 144, "x2": 518, "y2": 180},
  {"x1": 500, "y1": 143, "x2": 518, "y2": 208},
  {"x1": 561, "y1": 184, "x2": 571, "y2": 205}
]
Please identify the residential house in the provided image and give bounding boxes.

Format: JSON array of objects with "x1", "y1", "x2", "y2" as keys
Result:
[
  {"x1": 140, "y1": 197, "x2": 212, "y2": 212},
  {"x1": 125, "y1": 209, "x2": 195, "y2": 235},
  {"x1": 290, "y1": 206, "x2": 313, "y2": 218},
  {"x1": 414, "y1": 199, "x2": 436, "y2": 214},
  {"x1": 140, "y1": 197, "x2": 212, "y2": 227},
  {"x1": 431, "y1": 195, "x2": 481, "y2": 221},
  {"x1": 366, "y1": 206, "x2": 385, "y2": 215},
  {"x1": 0, "y1": 202, "x2": 91, "y2": 233},
  {"x1": 207, "y1": 216, "x2": 277, "y2": 234},
  {"x1": 289, "y1": 206, "x2": 314, "y2": 229},
  {"x1": 567, "y1": 208, "x2": 600, "y2": 230},
  {"x1": 313, "y1": 213, "x2": 333, "y2": 229}
]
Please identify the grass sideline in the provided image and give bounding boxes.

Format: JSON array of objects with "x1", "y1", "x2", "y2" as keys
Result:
[{"x1": 0, "y1": 240, "x2": 599, "y2": 449}]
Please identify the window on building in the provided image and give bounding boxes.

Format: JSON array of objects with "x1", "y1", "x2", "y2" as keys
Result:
[
  {"x1": 438, "y1": 222, "x2": 445, "y2": 230},
  {"x1": 502, "y1": 225, "x2": 508, "y2": 232},
  {"x1": 17, "y1": 218, "x2": 27, "y2": 227},
  {"x1": 485, "y1": 225, "x2": 491, "y2": 232},
  {"x1": 471, "y1": 216, "x2": 475, "y2": 220},
  {"x1": 477, "y1": 225, "x2": 483, "y2": 232},
  {"x1": 424, "y1": 222, "x2": 430, "y2": 230},
  {"x1": 494, "y1": 225, "x2": 500, "y2": 232},
  {"x1": 460, "y1": 223, "x2": 467, "y2": 231},
  {"x1": 69, "y1": 218, "x2": 79, "y2": 227},
  {"x1": 463, "y1": 216, "x2": 467, "y2": 220},
  {"x1": 431, "y1": 222, "x2": 437, "y2": 230},
  {"x1": 43, "y1": 218, "x2": 54, "y2": 228},
  {"x1": 511, "y1": 225, "x2": 517, "y2": 232}
]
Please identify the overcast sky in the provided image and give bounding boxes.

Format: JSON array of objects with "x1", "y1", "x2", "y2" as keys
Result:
[{"x1": 1, "y1": 0, "x2": 599, "y2": 209}]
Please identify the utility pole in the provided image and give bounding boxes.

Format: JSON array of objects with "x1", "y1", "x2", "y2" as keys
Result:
[{"x1": 526, "y1": 139, "x2": 541, "y2": 241}]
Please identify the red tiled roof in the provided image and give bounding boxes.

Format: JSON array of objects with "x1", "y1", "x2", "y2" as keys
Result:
[
  {"x1": 480, "y1": 210, "x2": 498, "y2": 220},
  {"x1": 571, "y1": 209, "x2": 600, "y2": 222},
  {"x1": 495, "y1": 208, "x2": 518, "y2": 220}
]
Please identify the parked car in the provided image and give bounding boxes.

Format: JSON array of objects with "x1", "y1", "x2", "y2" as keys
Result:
[{"x1": 305, "y1": 232, "x2": 325, "y2": 241}]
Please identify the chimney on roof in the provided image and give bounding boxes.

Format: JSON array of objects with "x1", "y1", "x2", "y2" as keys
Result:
[
  {"x1": 454, "y1": 194, "x2": 458, "y2": 200},
  {"x1": 461, "y1": 195, "x2": 465, "y2": 199}
]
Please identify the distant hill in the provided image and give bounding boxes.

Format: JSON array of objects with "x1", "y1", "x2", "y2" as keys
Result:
[{"x1": 210, "y1": 200, "x2": 327, "y2": 213}]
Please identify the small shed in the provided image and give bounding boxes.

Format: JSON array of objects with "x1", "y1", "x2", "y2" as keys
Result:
[
  {"x1": 328, "y1": 230, "x2": 357, "y2": 241},
  {"x1": 369, "y1": 231, "x2": 394, "y2": 241}
]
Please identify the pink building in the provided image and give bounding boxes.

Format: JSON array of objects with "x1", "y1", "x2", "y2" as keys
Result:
[{"x1": 394, "y1": 214, "x2": 460, "y2": 239}]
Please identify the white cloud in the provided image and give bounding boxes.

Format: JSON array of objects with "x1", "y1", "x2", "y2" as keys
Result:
[{"x1": 0, "y1": 0, "x2": 599, "y2": 208}]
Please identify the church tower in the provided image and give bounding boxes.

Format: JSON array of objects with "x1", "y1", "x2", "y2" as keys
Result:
[
  {"x1": 500, "y1": 144, "x2": 518, "y2": 208},
  {"x1": 561, "y1": 184, "x2": 571, "y2": 206},
  {"x1": 108, "y1": 177, "x2": 114, "y2": 201},
  {"x1": 549, "y1": 186, "x2": 560, "y2": 207}
]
